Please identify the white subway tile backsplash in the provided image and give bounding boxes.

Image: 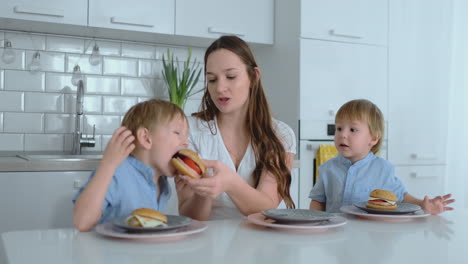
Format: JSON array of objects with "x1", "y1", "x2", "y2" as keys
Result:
[
  {"x1": 5, "y1": 70, "x2": 45, "y2": 92},
  {"x1": 84, "y1": 40, "x2": 121, "y2": 56},
  {"x1": 0, "y1": 91, "x2": 24, "y2": 111},
  {"x1": 25, "y1": 92, "x2": 64, "y2": 113},
  {"x1": 121, "y1": 77, "x2": 154, "y2": 96},
  {"x1": 25, "y1": 134, "x2": 64, "y2": 151},
  {"x1": 85, "y1": 76, "x2": 120, "y2": 95},
  {"x1": 46, "y1": 36, "x2": 84, "y2": 53},
  {"x1": 103, "y1": 96, "x2": 137, "y2": 114},
  {"x1": 0, "y1": 49, "x2": 25, "y2": 70},
  {"x1": 84, "y1": 115, "x2": 121, "y2": 134},
  {"x1": 139, "y1": 59, "x2": 163, "y2": 78},
  {"x1": 46, "y1": 72, "x2": 75, "y2": 93},
  {"x1": 64, "y1": 95, "x2": 102, "y2": 114},
  {"x1": 0, "y1": 30, "x2": 203, "y2": 153},
  {"x1": 0, "y1": 134, "x2": 24, "y2": 151},
  {"x1": 5, "y1": 32, "x2": 46, "y2": 50},
  {"x1": 26, "y1": 51, "x2": 65, "y2": 72},
  {"x1": 45, "y1": 114, "x2": 74, "y2": 133},
  {"x1": 103, "y1": 57, "x2": 138, "y2": 76},
  {"x1": 67, "y1": 54, "x2": 103, "y2": 74},
  {"x1": 122, "y1": 43, "x2": 157, "y2": 59},
  {"x1": 4, "y1": 112, "x2": 43, "y2": 133}
]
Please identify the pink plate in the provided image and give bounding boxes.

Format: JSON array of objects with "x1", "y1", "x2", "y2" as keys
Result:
[
  {"x1": 340, "y1": 205, "x2": 430, "y2": 222},
  {"x1": 95, "y1": 220, "x2": 207, "y2": 241},
  {"x1": 246, "y1": 212, "x2": 346, "y2": 232}
]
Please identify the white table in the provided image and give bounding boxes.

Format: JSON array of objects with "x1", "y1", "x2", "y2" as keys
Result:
[{"x1": 1, "y1": 210, "x2": 467, "y2": 264}]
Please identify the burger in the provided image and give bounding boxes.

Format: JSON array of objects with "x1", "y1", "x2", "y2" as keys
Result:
[
  {"x1": 171, "y1": 149, "x2": 206, "y2": 179},
  {"x1": 126, "y1": 208, "x2": 168, "y2": 227},
  {"x1": 366, "y1": 189, "x2": 398, "y2": 210}
]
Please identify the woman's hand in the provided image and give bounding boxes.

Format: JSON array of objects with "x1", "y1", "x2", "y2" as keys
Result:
[
  {"x1": 180, "y1": 159, "x2": 237, "y2": 198},
  {"x1": 422, "y1": 193, "x2": 455, "y2": 215},
  {"x1": 101, "y1": 126, "x2": 135, "y2": 168}
]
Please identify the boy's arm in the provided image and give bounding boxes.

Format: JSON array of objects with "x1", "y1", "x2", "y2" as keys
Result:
[
  {"x1": 309, "y1": 200, "x2": 325, "y2": 211},
  {"x1": 73, "y1": 127, "x2": 135, "y2": 232},
  {"x1": 403, "y1": 193, "x2": 455, "y2": 215}
]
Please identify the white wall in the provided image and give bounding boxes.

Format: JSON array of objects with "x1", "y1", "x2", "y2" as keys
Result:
[
  {"x1": 0, "y1": 30, "x2": 204, "y2": 152},
  {"x1": 447, "y1": 0, "x2": 468, "y2": 208}
]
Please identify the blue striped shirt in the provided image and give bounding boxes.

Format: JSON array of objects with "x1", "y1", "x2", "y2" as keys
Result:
[
  {"x1": 309, "y1": 152, "x2": 407, "y2": 213},
  {"x1": 73, "y1": 155, "x2": 171, "y2": 223}
]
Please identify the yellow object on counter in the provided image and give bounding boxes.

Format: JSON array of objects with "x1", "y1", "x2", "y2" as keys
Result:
[{"x1": 315, "y1": 144, "x2": 338, "y2": 182}]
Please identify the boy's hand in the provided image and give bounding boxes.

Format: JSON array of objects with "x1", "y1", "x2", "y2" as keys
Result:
[
  {"x1": 101, "y1": 126, "x2": 135, "y2": 168},
  {"x1": 422, "y1": 193, "x2": 455, "y2": 215}
]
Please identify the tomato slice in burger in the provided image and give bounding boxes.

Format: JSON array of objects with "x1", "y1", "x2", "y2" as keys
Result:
[{"x1": 182, "y1": 156, "x2": 201, "y2": 174}]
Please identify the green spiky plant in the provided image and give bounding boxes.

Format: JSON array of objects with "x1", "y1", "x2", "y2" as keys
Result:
[{"x1": 161, "y1": 48, "x2": 203, "y2": 109}]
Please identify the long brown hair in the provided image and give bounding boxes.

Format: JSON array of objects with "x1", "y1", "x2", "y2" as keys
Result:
[{"x1": 193, "y1": 36, "x2": 295, "y2": 208}]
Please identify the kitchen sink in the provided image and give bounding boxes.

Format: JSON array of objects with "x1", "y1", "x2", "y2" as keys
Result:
[{"x1": 16, "y1": 154, "x2": 103, "y2": 161}]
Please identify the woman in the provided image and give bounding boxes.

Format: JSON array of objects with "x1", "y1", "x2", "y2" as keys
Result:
[{"x1": 176, "y1": 36, "x2": 296, "y2": 220}]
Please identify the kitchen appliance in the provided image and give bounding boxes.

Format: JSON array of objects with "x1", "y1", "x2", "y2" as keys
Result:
[{"x1": 297, "y1": 119, "x2": 387, "y2": 209}]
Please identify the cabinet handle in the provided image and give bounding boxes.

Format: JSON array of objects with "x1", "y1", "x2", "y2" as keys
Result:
[
  {"x1": 329, "y1": 29, "x2": 362, "y2": 39},
  {"x1": 110, "y1": 17, "x2": 154, "y2": 28},
  {"x1": 14, "y1": 5, "x2": 64, "y2": 18},
  {"x1": 410, "y1": 153, "x2": 437, "y2": 160},
  {"x1": 410, "y1": 172, "x2": 437, "y2": 178},
  {"x1": 208, "y1": 27, "x2": 245, "y2": 37}
]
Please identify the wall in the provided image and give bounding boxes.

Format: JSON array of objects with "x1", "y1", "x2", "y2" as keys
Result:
[
  {"x1": 447, "y1": 0, "x2": 468, "y2": 208},
  {"x1": 0, "y1": 30, "x2": 205, "y2": 152}
]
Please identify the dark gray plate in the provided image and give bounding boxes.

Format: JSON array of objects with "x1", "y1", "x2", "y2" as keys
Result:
[
  {"x1": 354, "y1": 202, "x2": 422, "y2": 215},
  {"x1": 112, "y1": 215, "x2": 192, "y2": 232},
  {"x1": 262, "y1": 209, "x2": 336, "y2": 223}
]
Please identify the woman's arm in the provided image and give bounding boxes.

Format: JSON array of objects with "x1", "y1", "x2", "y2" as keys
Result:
[
  {"x1": 309, "y1": 200, "x2": 325, "y2": 211},
  {"x1": 176, "y1": 176, "x2": 213, "y2": 220}
]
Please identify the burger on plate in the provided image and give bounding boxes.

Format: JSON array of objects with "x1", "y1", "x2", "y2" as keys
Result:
[
  {"x1": 366, "y1": 189, "x2": 398, "y2": 210},
  {"x1": 126, "y1": 208, "x2": 168, "y2": 227},
  {"x1": 171, "y1": 149, "x2": 206, "y2": 179}
]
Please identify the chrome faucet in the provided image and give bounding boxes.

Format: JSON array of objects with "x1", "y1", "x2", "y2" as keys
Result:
[{"x1": 72, "y1": 79, "x2": 95, "y2": 154}]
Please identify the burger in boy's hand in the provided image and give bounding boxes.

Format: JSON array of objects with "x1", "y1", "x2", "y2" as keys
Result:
[
  {"x1": 171, "y1": 149, "x2": 206, "y2": 179},
  {"x1": 366, "y1": 189, "x2": 398, "y2": 210},
  {"x1": 126, "y1": 208, "x2": 167, "y2": 227}
]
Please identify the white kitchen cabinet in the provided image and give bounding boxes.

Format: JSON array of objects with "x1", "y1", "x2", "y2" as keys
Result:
[
  {"x1": 0, "y1": 0, "x2": 87, "y2": 26},
  {"x1": 88, "y1": 0, "x2": 174, "y2": 34},
  {"x1": 175, "y1": 0, "x2": 274, "y2": 44},
  {"x1": 299, "y1": 38, "x2": 388, "y2": 127},
  {"x1": 396, "y1": 165, "x2": 446, "y2": 198},
  {"x1": 387, "y1": 0, "x2": 452, "y2": 166},
  {"x1": 301, "y1": 0, "x2": 388, "y2": 46},
  {"x1": 0, "y1": 171, "x2": 90, "y2": 234}
]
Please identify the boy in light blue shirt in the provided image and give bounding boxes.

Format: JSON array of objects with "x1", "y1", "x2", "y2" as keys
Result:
[
  {"x1": 309, "y1": 99, "x2": 455, "y2": 214},
  {"x1": 73, "y1": 99, "x2": 189, "y2": 231}
]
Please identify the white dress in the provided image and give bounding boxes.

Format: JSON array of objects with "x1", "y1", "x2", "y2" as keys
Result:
[{"x1": 187, "y1": 116, "x2": 297, "y2": 219}]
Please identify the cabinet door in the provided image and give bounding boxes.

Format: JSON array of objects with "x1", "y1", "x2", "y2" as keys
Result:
[
  {"x1": 395, "y1": 165, "x2": 445, "y2": 198},
  {"x1": 301, "y1": 0, "x2": 388, "y2": 46},
  {"x1": 175, "y1": 0, "x2": 274, "y2": 44},
  {"x1": 0, "y1": 171, "x2": 90, "y2": 234},
  {"x1": 89, "y1": 0, "x2": 174, "y2": 34},
  {"x1": 0, "y1": 0, "x2": 87, "y2": 26},
  {"x1": 388, "y1": 0, "x2": 452, "y2": 166},
  {"x1": 299, "y1": 39, "x2": 388, "y2": 124}
]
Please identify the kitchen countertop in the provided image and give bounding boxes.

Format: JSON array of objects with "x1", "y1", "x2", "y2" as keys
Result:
[
  {"x1": 1, "y1": 210, "x2": 465, "y2": 264},
  {"x1": 0, "y1": 151, "x2": 101, "y2": 172},
  {"x1": 0, "y1": 151, "x2": 299, "y2": 172}
]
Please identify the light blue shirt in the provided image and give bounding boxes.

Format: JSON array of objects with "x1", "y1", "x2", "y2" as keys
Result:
[
  {"x1": 73, "y1": 155, "x2": 171, "y2": 223},
  {"x1": 309, "y1": 152, "x2": 407, "y2": 213}
]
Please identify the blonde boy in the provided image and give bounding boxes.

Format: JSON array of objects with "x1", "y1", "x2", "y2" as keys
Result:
[
  {"x1": 73, "y1": 99, "x2": 189, "y2": 232},
  {"x1": 309, "y1": 99, "x2": 454, "y2": 214}
]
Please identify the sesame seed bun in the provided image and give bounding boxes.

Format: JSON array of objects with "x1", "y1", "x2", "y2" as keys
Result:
[
  {"x1": 369, "y1": 189, "x2": 398, "y2": 202},
  {"x1": 171, "y1": 149, "x2": 206, "y2": 179},
  {"x1": 366, "y1": 189, "x2": 398, "y2": 210}
]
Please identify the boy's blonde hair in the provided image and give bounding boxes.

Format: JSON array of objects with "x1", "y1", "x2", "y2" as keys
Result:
[
  {"x1": 122, "y1": 99, "x2": 186, "y2": 138},
  {"x1": 335, "y1": 99, "x2": 384, "y2": 154}
]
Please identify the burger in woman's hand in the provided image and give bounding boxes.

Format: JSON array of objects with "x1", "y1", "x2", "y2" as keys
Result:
[
  {"x1": 171, "y1": 149, "x2": 206, "y2": 179},
  {"x1": 366, "y1": 189, "x2": 398, "y2": 210}
]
